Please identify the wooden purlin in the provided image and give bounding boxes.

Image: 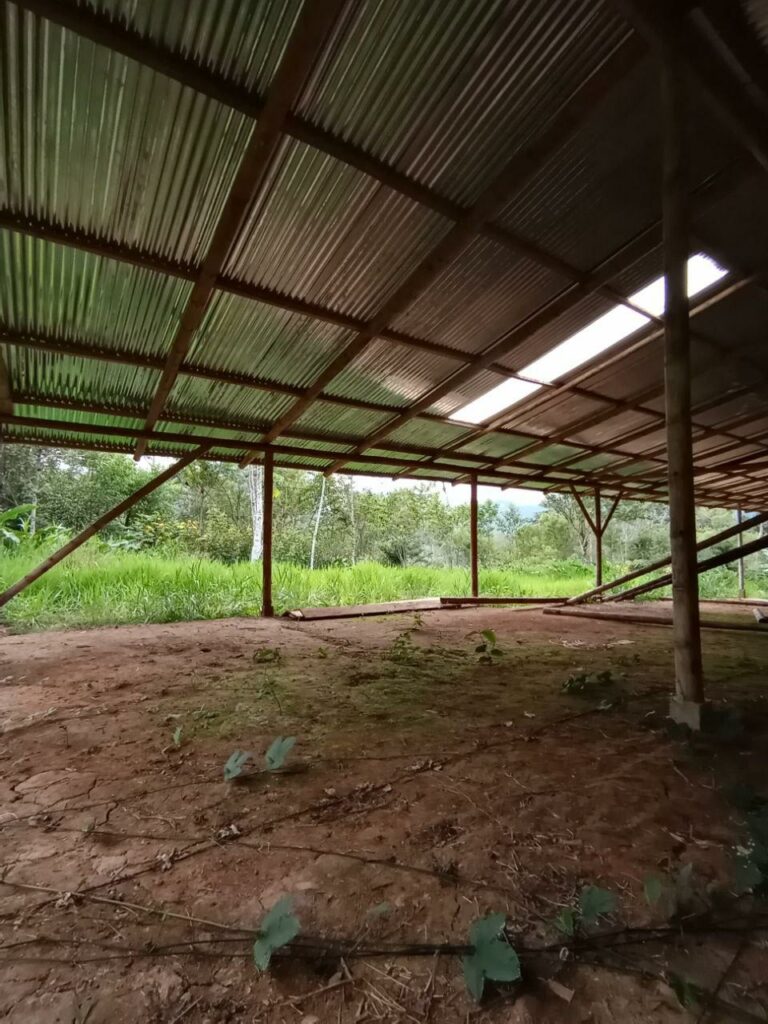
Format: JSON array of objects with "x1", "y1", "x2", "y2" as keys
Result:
[
  {"x1": 0, "y1": 407, "x2": 744, "y2": 506},
  {"x1": 0, "y1": 412, "x2": 752, "y2": 508},
  {"x1": 322, "y1": 195, "x2": 758, "y2": 478},
  {"x1": 0, "y1": 174, "x2": 758, "y2": 488},
  {"x1": 12, "y1": 2, "x2": 649, "y2": 320},
  {"x1": 3, "y1": 5, "x2": 765, "y2": 498},
  {"x1": 240, "y1": 37, "x2": 653, "y2": 460},
  {"x1": 134, "y1": 0, "x2": 349, "y2": 459},
  {"x1": 391, "y1": 275, "x2": 762, "y2": 487},
  {"x1": 15, "y1": 389, "x2": 766, "y2": 503},
  {"x1": 10, "y1": 326, "x2": 754, "y2": 488}
]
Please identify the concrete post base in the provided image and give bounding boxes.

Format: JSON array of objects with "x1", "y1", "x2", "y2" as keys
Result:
[{"x1": 669, "y1": 697, "x2": 704, "y2": 730}]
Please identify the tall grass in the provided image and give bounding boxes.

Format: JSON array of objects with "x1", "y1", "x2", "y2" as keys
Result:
[
  {"x1": 0, "y1": 545, "x2": 600, "y2": 633},
  {"x1": 0, "y1": 543, "x2": 759, "y2": 634}
]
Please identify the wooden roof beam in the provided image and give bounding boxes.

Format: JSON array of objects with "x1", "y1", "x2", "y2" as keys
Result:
[
  {"x1": 134, "y1": 0, "x2": 347, "y2": 459},
  {"x1": 15, "y1": 393, "x2": 695, "y2": 493},
  {"x1": 617, "y1": 0, "x2": 768, "y2": 174},
  {"x1": 5, "y1": 324, "x2": 690, "y2": 470},
  {"x1": 0, "y1": 412, "x2": 688, "y2": 496},
  {"x1": 14, "y1": 2, "x2": 647, "y2": 296},
  {"x1": 239, "y1": 35, "x2": 655, "y2": 461}
]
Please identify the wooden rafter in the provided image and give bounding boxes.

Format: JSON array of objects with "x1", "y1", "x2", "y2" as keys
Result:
[
  {"x1": 134, "y1": 0, "x2": 348, "y2": 458},
  {"x1": 618, "y1": 0, "x2": 768, "y2": 174},
  {"x1": 322, "y1": 178, "x2": 757, "y2": 477},
  {"x1": 2, "y1": 412, "x2": 753, "y2": 506},
  {"x1": 0, "y1": 396, "x2": 703, "y2": 498},
  {"x1": 17, "y1": 389, "x2": 768, "y2": 499}
]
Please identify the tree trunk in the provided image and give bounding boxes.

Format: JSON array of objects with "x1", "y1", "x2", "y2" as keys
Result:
[
  {"x1": 248, "y1": 463, "x2": 264, "y2": 562},
  {"x1": 348, "y1": 477, "x2": 357, "y2": 564},
  {"x1": 310, "y1": 476, "x2": 326, "y2": 570}
]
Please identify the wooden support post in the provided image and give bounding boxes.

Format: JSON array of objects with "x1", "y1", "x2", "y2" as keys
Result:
[
  {"x1": 594, "y1": 486, "x2": 603, "y2": 588},
  {"x1": 470, "y1": 474, "x2": 479, "y2": 598},
  {"x1": 261, "y1": 450, "x2": 274, "y2": 618},
  {"x1": 662, "y1": 47, "x2": 704, "y2": 723},
  {"x1": 0, "y1": 446, "x2": 209, "y2": 608},
  {"x1": 737, "y1": 508, "x2": 746, "y2": 598}
]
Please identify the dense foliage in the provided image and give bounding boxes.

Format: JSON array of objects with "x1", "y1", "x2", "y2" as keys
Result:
[{"x1": 0, "y1": 444, "x2": 748, "y2": 570}]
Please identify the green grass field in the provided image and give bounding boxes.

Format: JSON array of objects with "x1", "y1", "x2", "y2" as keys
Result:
[{"x1": 0, "y1": 545, "x2": 754, "y2": 633}]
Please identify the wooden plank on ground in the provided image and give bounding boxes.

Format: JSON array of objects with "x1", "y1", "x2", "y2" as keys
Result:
[
  {"x1": 439, "y1": 596, "x2": 566, "y2": 606},
  {"x1": 286, "y1": 598, "x2": 443, "y2": 621},
  {"x1": 544, "y1": 605, "x2": 768, "y2": 635}
]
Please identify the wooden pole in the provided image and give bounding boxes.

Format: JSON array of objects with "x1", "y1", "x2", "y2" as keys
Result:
[
  {"x1": 261, "y1": 450, "x2": 274, "y2": 617},
  {"x1": 594, "y1": 486, "x2": 603, "y2": 587},
  {"x1": 662, "y1": 43, "x2": 704, "y2": 716},
  {"x1": 470, "y1": 473, "x2": 479, "y2": 598},
  {"x1": 0, "y1": 445, "x2": 209, "y2": 608},
  {"x1": 737, "y1": 508, "x2": 746, "y2": 598},
  {"x1": 566, "y1": 509, "x2": 768, "y2": 604}
]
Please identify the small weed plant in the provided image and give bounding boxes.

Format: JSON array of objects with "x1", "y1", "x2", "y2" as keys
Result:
[{"x1": 474, "y1": 628, "x2": 503, "y2": 664}]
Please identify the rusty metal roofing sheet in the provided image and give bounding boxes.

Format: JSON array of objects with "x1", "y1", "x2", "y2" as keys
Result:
[
  {"x1": 167, "y1": 375, "x2": 294, "y2": 427},
  {"x1": 226, "y1": 140, "x2": 452, "y2": 320},
  {"x1": 299, "y1": 0, "x2": 631, "y2": 206},
  {"x1": 324, "y1": 340, "x2": 461, "y2": 408},
  {"x1": 497, "y1": 56, "x2": 740, "y2": 275},
  {"x1": 292, "y1": 402, "x2": 392, "y2": 442},
  {"x1": 0, "y1": 232, "x2": 191, "y2": 357},
  {"x1": 189, "y1": 290, "x2": 354, "y2": 385},
  {"x1": 89, "y1": 0, "x2": 304, "y2": 93},
  {"x1": 391, "y1": 236, "x2": 565, "y2": 355}
]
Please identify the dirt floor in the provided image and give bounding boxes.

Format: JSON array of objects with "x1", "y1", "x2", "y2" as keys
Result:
[{"x1": 1, "y1": 603, "x2": 767, "y2": 1023}]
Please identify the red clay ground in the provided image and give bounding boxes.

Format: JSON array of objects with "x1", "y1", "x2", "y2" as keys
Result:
[{"x1": 1, "y1": 605, "x2": 767, "y2": 1023}]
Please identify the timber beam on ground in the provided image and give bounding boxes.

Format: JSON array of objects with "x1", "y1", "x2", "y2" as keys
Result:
[{"x1": 544, "y1": 604, "x2": 768, "y2": 635}]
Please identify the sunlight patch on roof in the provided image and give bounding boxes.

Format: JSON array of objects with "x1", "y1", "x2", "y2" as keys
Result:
[{"x1": 450, "y1": 254, "x2": 727, "y2": 425}]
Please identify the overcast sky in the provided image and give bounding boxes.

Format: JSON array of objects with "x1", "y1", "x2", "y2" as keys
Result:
[{"x1": 351, "y1": 475, "x2": 543, "y2": 507}]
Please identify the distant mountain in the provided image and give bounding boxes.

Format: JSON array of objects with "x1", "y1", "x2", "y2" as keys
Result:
[{"x1": 495, "y1": 499, "x2": 542, "y2": 520}]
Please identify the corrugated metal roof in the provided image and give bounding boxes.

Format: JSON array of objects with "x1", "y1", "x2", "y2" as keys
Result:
[
  {"x1": 299, "y1": 0, "x2": 631, "y2": 206},
  {"x1": 0, "y1": 231, "x2": 192, "y2": 357},
  {"x1": 189, "y1": 290, "x2": 354, "y2": 385},
  {"x1": 226, "y1": 140, "x2": 452, "y2": 320},
  {"x1": 0, "y1": 4, "x2": 254, "y2": 265},
  {"x1": 88, "y1": 0, "x2": 304, "y2": 94},
  {"x1": 391, "y1": 235, "x2": 564, "y2": 355},
  {"x1": 1, "y1": 0, "x2": 768, "y2": 508}
]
